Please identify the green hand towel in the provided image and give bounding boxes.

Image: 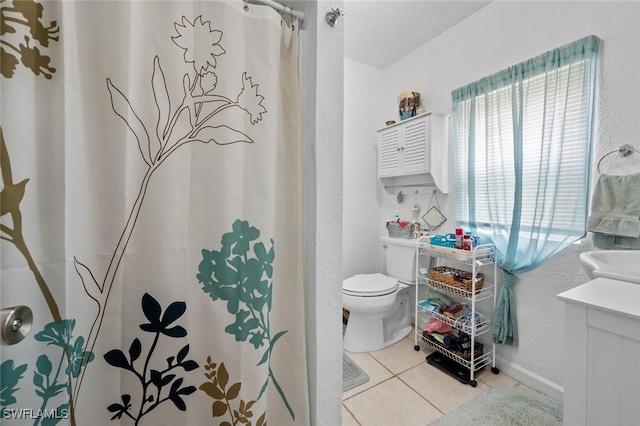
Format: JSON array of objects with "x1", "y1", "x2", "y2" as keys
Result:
[{"x1": 587, "y1": 173, "x2": 640, "y2": 247}]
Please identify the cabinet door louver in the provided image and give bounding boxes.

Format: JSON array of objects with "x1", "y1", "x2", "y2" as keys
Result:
[
  {"x1": 403, "y1": 117, "x2": 430, "y2": 173},
  {"x1": 379, "y1": 128, "x2": 400, "y2": 176}
]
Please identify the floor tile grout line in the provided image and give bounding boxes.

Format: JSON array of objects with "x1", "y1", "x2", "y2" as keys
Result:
[
  {"x1": 350, "y1": 348, "x2": 448, "y2": 417},
  {"x1": 344, "y1": 374, "x2": 399, "y2": 402},
  {"x1": 395, "y1": 373, "x2": 446, "y2": 417},
  {"x1": 342, "y1": 352, "x2": 395, "y2": 401},
  {"x1": 342, "y1": 402, "x2": 363, "y2": 426},
  {"x1": 365, "y1": 351, "x2": 399, "y2": 376},
  {"x1": 399, "y1": 354, "x2": 484, "y2": 416},
  {"x1": 345, "y1": 374, "x2": 442, "y2": 424}
]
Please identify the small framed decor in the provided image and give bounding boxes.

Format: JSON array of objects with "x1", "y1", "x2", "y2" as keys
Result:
[
  {"x1": 398, "y1": 91, "x2": 420, "y2": 121},
  {"x1": 422, "y1": 190, "x2": 447, "y2": 231}
]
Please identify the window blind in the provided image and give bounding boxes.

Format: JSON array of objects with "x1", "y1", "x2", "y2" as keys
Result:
[{"x1": 454, "y1": 41, "x2": 598, "y2": 241}]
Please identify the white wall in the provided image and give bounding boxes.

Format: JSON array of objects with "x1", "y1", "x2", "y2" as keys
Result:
[
  {"x1": 300, "y1": 1, "x2": 344, "y2": 425},
  {"x1": 343, "y1": 58, "x2": 383, "y2": 278},
  {"x1": 344, "y1": 1, "x2": 640, "y2": 399}
]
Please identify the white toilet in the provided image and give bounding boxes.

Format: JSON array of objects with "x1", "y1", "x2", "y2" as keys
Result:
[{"x1": 342, "y1": 236, "x2": 416, "y2": 352}]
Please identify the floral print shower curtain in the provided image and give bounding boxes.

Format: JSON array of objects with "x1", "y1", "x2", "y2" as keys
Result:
[{"x1": 0, "y1": 1, "x2": 307, "y2": 424}]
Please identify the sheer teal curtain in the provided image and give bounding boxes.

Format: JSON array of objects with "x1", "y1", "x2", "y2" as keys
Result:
[{"x1": 452, "y1": 36, "x2": 599, "y2": 345}]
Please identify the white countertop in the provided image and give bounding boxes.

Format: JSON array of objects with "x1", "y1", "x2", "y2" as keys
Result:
[{"x1": 557, "y1": 277, "x2": 640, "y2": 321}]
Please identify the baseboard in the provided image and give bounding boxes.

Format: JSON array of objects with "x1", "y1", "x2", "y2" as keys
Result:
[{"x1": 495, "y1": 356, "x2": 564, "y2": 402}]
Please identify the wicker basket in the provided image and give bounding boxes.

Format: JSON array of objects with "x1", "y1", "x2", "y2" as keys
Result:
[
  {"x1": 427, "y1": 266, "x2": 484, "y2": 296},
  {"x1": 453, "y1": 341, "x2": 484, "y2": 361},
  {"x1": 386, "y1": 222, "x2": 412, "y2": 238}
]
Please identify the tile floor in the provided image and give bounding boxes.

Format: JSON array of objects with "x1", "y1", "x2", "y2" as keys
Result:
[{"x1": 342, "y1": 328, "x2": 533, "y2": 426}]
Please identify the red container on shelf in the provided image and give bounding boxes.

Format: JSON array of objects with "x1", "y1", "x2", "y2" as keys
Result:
[{"x1": 455, "y1": 228, "x2": 464, "y2": 249}]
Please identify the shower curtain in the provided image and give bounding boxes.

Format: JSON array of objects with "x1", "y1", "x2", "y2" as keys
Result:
[{"x1": 0, "y1": 1, "x2": 307, "y2": 424}]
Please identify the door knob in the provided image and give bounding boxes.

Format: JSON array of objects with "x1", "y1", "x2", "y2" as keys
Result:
[{"x1": 1, "y1": 306, "x2": 33, "y2": 345}]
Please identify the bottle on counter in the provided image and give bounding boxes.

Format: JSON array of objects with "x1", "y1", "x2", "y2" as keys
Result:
[
  {"x1": 455, "y1": 334, "x2": 471, "y2": 351},
  {"x1": 411, "y1": 221, "x2": 421, "y2": 238},
  {"x1": 463, "y1": 234, "x2": 472, "y2": 251},
  {"x1": 455, "y1": 228, "x2": 464, "y2": 249}
]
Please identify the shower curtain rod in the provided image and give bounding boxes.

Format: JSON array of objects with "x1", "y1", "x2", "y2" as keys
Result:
[{"x1": 245, "y1": 0, "x2": 305, "y2": 23}]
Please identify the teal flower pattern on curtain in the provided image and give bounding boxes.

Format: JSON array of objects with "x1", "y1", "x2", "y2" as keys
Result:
[
  {"x1": 0, "y1": 360, "x2": 28, "y2": 409},
  {"x1": 197, "y1": 219, "x2": 293, "y2": 420},
  {"x1": 0, "y1": 320, "x2": 95, "y2": 425},
  {"x1": 452, "y1": 36, "x2": 600, "y2": 345}
]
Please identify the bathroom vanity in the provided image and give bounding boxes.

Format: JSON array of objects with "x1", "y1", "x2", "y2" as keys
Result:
[{"x1": 558, "y1": 278, "x2": 640, "y2": 425}]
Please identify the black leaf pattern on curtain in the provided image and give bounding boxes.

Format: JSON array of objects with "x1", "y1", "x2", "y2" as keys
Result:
[{"x1": 104, "y1": 293, "x2": 199, "y2": 424}]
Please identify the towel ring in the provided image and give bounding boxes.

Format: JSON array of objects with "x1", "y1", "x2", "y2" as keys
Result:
[{"x1": 597, "y1": 144, "x2": 640, "y2": 174}]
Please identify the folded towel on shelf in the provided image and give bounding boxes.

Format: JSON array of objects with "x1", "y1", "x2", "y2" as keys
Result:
[
  {"x1": 587, "y1": 173, "x2": 640, "y2": 248},
  {"x1": 424, "y1": 317, "x2": 452, "y2": 334},
  {"x1": 425, "y1": 288, "x2": 453, "y2": 308}
]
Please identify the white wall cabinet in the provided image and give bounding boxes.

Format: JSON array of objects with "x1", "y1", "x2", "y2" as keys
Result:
[
  {"x1": 377, "y1": 113, "x2": 449, "y2": 193},
  {"x1": 558, "y1": 278, "x2": 640, "y2": 426}
]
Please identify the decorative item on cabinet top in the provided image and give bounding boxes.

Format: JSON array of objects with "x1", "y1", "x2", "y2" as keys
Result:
[
  {"x1": 398, "y1": 91, "x2": 421, "y2": 121},
  {"x1": 377, "y1": 112, "x2": 450, "y2": 194}
]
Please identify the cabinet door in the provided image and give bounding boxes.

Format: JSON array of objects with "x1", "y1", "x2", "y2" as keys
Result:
[
  {"x1": 378, "y1": 126, "x2": 401, "y2": 177},
  {"x1": 402, "y1": 115, "x2": 430, "y2": 175}
]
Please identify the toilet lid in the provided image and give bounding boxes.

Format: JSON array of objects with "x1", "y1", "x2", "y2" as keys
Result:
[{"x1": 343, "y1": 273, "x2": 399, "y2": 297}]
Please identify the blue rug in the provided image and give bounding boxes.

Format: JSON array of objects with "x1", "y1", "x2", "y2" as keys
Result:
[
  {"x1": 429, "y1": 386, "x2": 562, "y2": 425},
  {"x1": 343, "y1": 352, "x2": 369, "y2": 392}
]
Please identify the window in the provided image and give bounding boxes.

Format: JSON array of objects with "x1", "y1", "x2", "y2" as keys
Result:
[
  {"x1": 453, "y1": 36, "x2": 599, "y2": 251},
  {"x1": 452, "y1": 36, "x2": 600, "y2": 345}
]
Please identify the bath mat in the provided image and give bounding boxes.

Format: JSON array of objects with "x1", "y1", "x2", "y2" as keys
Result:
[
  {"x1": 343, "y1": 352, "x2": 369, "y2": 392},
  {"x1": 429, "y1": 386, "x2": 562, "y2": 425}
]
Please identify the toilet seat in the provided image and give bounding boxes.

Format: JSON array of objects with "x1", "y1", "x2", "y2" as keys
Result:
[{"x1": 343, "y1": 273, "x2": 398, "y2": 297}]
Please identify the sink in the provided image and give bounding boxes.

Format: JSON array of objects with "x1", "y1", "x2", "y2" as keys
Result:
[{"x1": 580, "y1": 250, "x2": 640, "y2": 284}]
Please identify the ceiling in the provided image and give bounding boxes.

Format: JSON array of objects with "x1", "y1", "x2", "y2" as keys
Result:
[{"x1": 343, "y1": 1, "x2": 492, "y2": 69}]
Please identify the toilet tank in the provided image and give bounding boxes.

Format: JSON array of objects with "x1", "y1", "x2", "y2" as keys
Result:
[{"x1": 381, "y1": 236, "x2": 419, "y2": 283}]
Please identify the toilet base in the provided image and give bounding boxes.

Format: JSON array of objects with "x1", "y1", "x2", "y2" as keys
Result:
[
  {"x1": 343, "y1": 286, "x2": 412, "y2": 353},
  {"x1": 343, "y1": 317, "x2": 411, "y2": 353}
]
